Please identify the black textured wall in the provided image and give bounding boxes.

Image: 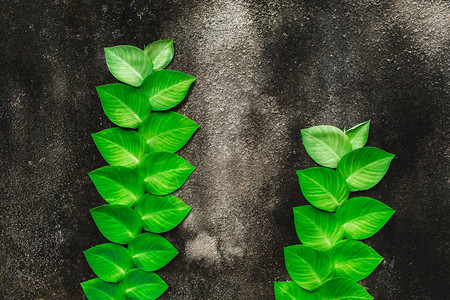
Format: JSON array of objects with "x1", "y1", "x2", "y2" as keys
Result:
[{"x1": 0, "y1": 0, "x2": 448, "y2": 299}]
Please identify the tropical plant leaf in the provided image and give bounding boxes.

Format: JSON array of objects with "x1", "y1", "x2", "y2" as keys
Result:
[
  {"x1": 89, "y1": 166, "x2": 145, "y2": 207},
  {"x1": 274, "y1": 281, "x2": 318, "y2": 300},
  {"x1": 335, "y1": 196, "x2": 395, "y2": 239},
  {"x1": 91, "y1": 205, "x2": 143, "y2": 244},
  {"x1": 92, "y1": 128, "x2": 149, "y2": 169},
  {"x1": 337, "y1": 147, "x2": 395, "y2": 191},
  {"x1": 141, "y1": 70, "x2": 195, "y2": 111},
  {"x1": 137, "y1": 152, "x2": 195, "y2": 195},
  {"x1": 297, "y1": 167, "x2": 349, "y2": 212},
  {"x1": 284, "y1": 245, "x2": 333, "y2": 291},
  {"x1": 96, "y1": 84, "x2": 151, "y2": 129},
  {"x1": 104, "y1": 45, "x2": 153, "y2": 87},
  {"x1": 81, "y1": 278, "x2": 126, "y2": 300},
  {"x1": 301, "y1": 125, "x2": 352, "y2": 168},
  {"x1": 121, "y1": 268, "x2": 169, "y2": 300},
  {"x1": 83, "y1": 243, "x2": 133, "y2": 283},
  {"x1": 144, "y1": 40, "x2": 174, "y2": 71},
  {"x1": 128, "y1": 233, "x2": 178, "y2": 272},
  {"x1": 293, "y1": 205, "x2": 344, "y2": 251},
  {"x1": 135, "y1": 193, "x2": 192, "y2": 233},
  {"x1": 345, "y1": 120, "x2": 370, "y2": 150},
  {"x1": 138, "y1": 111, "x2": 199, "y2": 153},
  {"x1": 316, "y1": 278, "x2": 373, "y2": 299}
]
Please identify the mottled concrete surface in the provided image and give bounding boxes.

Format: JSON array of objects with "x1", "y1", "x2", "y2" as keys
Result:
[{"x1": 0, "y1": 0, "x2": 449, "y2": 299}]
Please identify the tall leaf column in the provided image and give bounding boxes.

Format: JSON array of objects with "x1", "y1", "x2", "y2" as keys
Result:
[
  {"x1": 275, "y1": 121, "x2": 396, "y2": 299},
  {"x1": 81, "y1": 40, "x2": 198, "y2": 300}
]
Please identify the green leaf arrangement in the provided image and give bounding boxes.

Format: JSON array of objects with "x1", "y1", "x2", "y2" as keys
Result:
[
  {"x1": 275, "y1": 121, "x2": 395, "y2": 299},
  {"x1": 82, "y1": 40, "x2": 197, "y2": 299}
]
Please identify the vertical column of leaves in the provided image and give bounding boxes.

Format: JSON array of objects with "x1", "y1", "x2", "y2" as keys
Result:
[
  {"x1": 275, "y1": 120, "x2": 396, "y2": 299},
  {"x1": 81, "y1": 40, "x2": 198, "y2": 300}
]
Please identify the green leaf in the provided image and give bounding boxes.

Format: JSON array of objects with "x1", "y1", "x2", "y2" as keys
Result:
[
  {"x1": 293, "y1": 205, "x2": 344, "y2": 251},
  {"x1": 329, "y1": 240, "x2": 383, "y2": 281},
  {"x1": 104, "y1": 46, "x2": 153, "y2": 87},
  {"x1": 81, "y1": 278, "x2": 126, "y2": 300},
  {"x1": 284, "y1": 245, "x2": 333, "y2": 291},
  {"x1": 345, "y1": 120, "x2": 370, "y2": 150},
  {"x1": 83, "y1": 243, "x2": 133, "y2": 283},
  {"x1": 96, "y1": 84, "x2": 151, "y2": 129},
  {"x1": 141, "y1": 70, "x2": 195, "y2": 111},
  {"x1": 89, "y1": 166, "x2": 145, "y2": 207},
  {"x1": 297, "y1": 168, "x2": 349, "y2": 212},
  {"x1": 121, "y1": 269, "x2": 169, "y2": 300},
  {"x1": 274, "y1": 281, "x2": 317, "y2": 300},
  {"x1": 92, "y1": 128, "x2": 149, "y2": 169},
  {"x1": 91, "y1": 205, "x2": 143, "y2": 244},
  {"x1": 128, "y1": 233, "x2": 178, "y2": 272},
  {"x1": 337, "y1": 147, "x2": 395, "y2": 191},
  {"x1": 301, "y1": 125, "x2": 352, "y2": 168},
  {"x1": 138, "y1": 152, "x2": 195, "y2": 195},
  {"x1": 316, "y1": 278, "x2": 373, "y2": 299},
  {"x1": 135, "y1": 193, "x2": 192, "y2": 233},
  {"x1": 138, "y1": 111, "x2": 199, "y2": 153},
  {"x1": 335, "y1": 196, "x2": 395, "y2": 239},
  {"x1": 144, "y1": 40, "x2": 174, "y2": 71}
]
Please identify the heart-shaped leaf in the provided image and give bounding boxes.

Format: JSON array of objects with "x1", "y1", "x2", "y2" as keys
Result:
[
  {"x1": 96, "y1": 84, "x2": 151, "y2": 129},
  {"x1": 138, "y1": 111, "x2": 199, "y2": 153},
  {"x1": 335, "y1": 197, "x2": 395, "y2": 239},
  {"x1": 104, "y1": 46, "x2": 153, "y2": 87},
  {"x1": 141, "y1": 70, "x2": 195, "y2": 111},
  {"x1": 301, "y1": 125, "x2": 352, "y2": 168},
  {"x1": 316, "y1": 278, "x2": 373, "y2": 299},
  {"x1": 121, "y1": 269, "x2": 169, "y2": 300},
  {"x1": 135, "y1": 193, "x2": 192, "y2": 233},
  {"x1": 81, "y1": 278, "x2": 125, "y2": 300},
  {"x1": 89, "y1": 166, "x2": 145, "y2": 207},
  {"x1": 128, "y1": 233, "x2": 178, "y2": 272},
  {"x1": 345, "y1": 120, "x2": 370, "y2": 150},
  {"x1": 293, "y1": 205, "x2": 344, "y2": 250},
  {"x1": 138, "y1": 152, "x2": 195, "y2": 195},
  {"x1": 284, "y1": 245, "x2": 333, "y2": 291},
  {"x1": 297, "y1": 168, "x2": 349, "y2": 212},
  {"x1": 92, "y1": 128, "x2": 149, "y2": 169},
  {"x1": 91, "y1": 205, "x2": 143, "y2": 244},
  {"x1": 144, "y1": 40, "x2": 174, "y2": 71},
  {"x1": 83, "y1": 243, "x2": 133, "y2": 283},
  {"x1": 274, "y1": 281, "x2": 318, "y2": 299},
  {"x1": 337, "y1": 147, "x2": 395, "y2": 191}
]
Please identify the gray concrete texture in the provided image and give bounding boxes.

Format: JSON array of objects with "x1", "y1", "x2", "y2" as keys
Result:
[{"x1": 0, "y1": 0, "x2": 449, "y2": 299}]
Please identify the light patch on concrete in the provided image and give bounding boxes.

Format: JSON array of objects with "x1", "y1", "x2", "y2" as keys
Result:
[{"x1": 185, "y1": 232, "x2": 221, "y2": 263}]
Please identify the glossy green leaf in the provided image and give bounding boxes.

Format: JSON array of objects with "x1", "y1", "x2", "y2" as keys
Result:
[
  {"x1": 92, "y1": 128, "x2": 149, "y2": 168},
  {"x1": 138, "y1": 152, "x2": 195, "y2": 195},
  {"x1": 317, "y1": 278, "x2": 373, "y2": 299},
  {"x1": 284, "y1": 245, "x2": 333, "y2": 291},
  {"x1": 89, "y1": 166, "x2": 145, "y2": 207},
  {"x1": 301, "y1": 125, "x2": 352, "y2": 168},
  {"x1": 96, "y1": 84, "x2": 151, "y2": 129},
  {"x1": 91, "y1": 205, "x2": 143, "y2": 244},
  {"x1": 337, "y1": 147, "x2": 395, "y2": 191},
  {"x1": 345, "y1": 120, "x2": 370, "y2": 150},
  {"x1": 121, "y1": 269, "x2": 169, "y2": 300},
  {"x1": 128, "y1": 233, "x2": 178, "y2": 272},
  {"x1": 293, "y1": 205, "x2": 344, "y2": 251},
  {"x1": 138, "y1": 111, "x2": 199, "y2": 153},
  {"x1": 135, "y1": 193, "x2": 192, "y2": 233},
  {"x1": 81, "y1": 278, "x2": 125, "y2": 300},
  {"x1": 84, "y1": 243, "x2": 133, "y2": 283},
  {"x1": 274, "y1": 281, "x2": 317, "y2": 300},
  {"x1": 141, "y1": 70, "x2": 195, "y2": 111},
  {"x1": 297, "y1": 168, "x2": 349, "y2": 212},
  {"x1": 144, "y1": 40, "x2": 174, "y2": 71},
  {"x1": 104, "y1": 46, "x2": 153, "y2": 87},
  {"x1": 329, "y1": 239, "x2": 383, "y2": 281},
  {"x1": 335, "y1": 197, "x2": 395, "y2": 240}
]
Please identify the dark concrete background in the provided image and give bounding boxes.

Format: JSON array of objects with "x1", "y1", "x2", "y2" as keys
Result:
[{"x1": 0, "y1": 0, "x2": 449, "y2": 299}]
